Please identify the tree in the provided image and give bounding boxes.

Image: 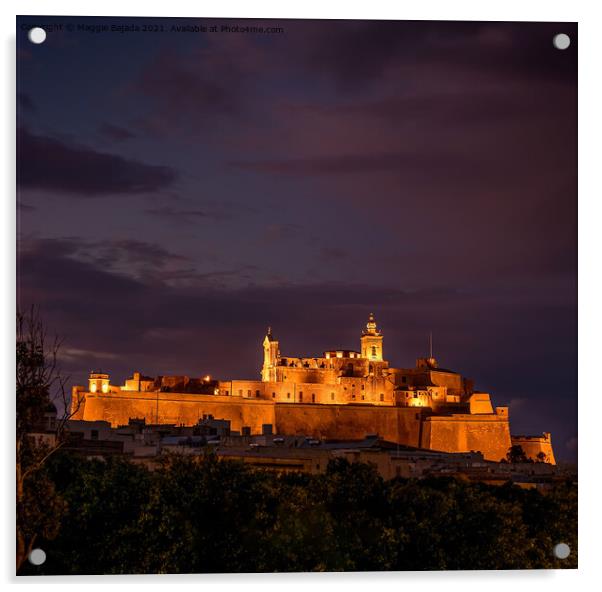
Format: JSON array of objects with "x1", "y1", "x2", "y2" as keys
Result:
[
  {"x1": 505, "y1": 444, "x2": 532, "y2": 464},
  {"x1": 16, "y1": 308, "x2": 80, "y2": 572},
  {"x1": 32, "y1": 452, "x2": 577, "y2": 573}
]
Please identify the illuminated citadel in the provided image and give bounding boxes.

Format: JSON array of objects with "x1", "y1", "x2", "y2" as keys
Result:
[{"x1": 71, "y1": 314, "x2": 555, "y2": 463}]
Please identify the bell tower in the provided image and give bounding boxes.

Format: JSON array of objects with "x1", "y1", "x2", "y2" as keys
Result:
[
  {"x1": 261, "y1": 327, "x2": 280, "y2": 382},
  {"x1": 360, "y1": 313, "x2": 383, "y2": 361}
]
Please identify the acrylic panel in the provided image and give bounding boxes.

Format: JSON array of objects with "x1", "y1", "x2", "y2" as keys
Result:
[{"x1": 16, "y1": 15, "x2": 577, "y2": 574}]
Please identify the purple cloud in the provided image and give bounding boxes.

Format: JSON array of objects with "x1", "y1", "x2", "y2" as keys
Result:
[
  {"x1": 98, "y1": 122, "x2": 136, "y2": 142},
  {"x1": 17, "y1": 127, "x2": 176, "y2": 196}
]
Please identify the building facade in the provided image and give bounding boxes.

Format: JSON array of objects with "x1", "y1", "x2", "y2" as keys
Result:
[{"x1": 71, "y1": 314, "x2": 554, "y2": 463}]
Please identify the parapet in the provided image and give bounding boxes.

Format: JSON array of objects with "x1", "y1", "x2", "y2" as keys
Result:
[{"x1": 468, "y1": 393, "x2": 494, "y2": 414}]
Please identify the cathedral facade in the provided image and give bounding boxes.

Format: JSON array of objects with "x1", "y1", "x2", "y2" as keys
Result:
[{"x1": 71, "y1": 314, "x2": 555, "y2": 463}]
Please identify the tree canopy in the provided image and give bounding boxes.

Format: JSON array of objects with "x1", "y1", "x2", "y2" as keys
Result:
[{"x1": 21, "y1": 452, "x2": 577, "y2": 574}]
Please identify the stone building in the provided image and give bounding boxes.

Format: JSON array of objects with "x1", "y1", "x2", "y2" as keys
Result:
[{"x1": 71, "y1": 314, "x2": 554, "y2": 463}]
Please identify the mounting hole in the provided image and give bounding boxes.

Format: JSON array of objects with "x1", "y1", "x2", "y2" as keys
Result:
[
  {"x1": 28, "y1": 27, "x2": 47, "y2": 45},
  {"x1": 28, "y1": 548, "x2": 47, "y2": 565},
  {"x1": 553, "y1": 542, "x2": 570, "y2": 559},
  {"x1": 553, "y1": 33, "x2": 570, "y2": 50}
]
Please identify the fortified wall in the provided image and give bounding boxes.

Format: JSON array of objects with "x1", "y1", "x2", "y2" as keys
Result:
[
  {"x1": 72, "y1": 390, "x2": 276, "y2": 435},
  {"x1": 511, "y1": 433, "x2": 556, "y2": 464},
  {"x1": 70, "y1": 314, "x2": 553, "y2": 463}
]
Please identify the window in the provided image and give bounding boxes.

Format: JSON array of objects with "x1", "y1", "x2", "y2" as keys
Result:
[
  {"x1": 247, "y1": 390, "x2": 251, "y2": 396},
  {"x1": 331, "y1": 392, "x2": 335, "y2": 401},
  {"x1": 361, "y1": 395, "x2": 365, "y2": 400},
  {"x1": 380, "y1": 393, "x2": 384, "y2": 402},
  {"x1": 287, "y1": 392, "x2": 291, "y2": 399},
  {"x1": 371, "y1": 346, "x2": 377, "y2": 357},
  {"x1": 255, "y1": 390, "x2": 260, "y2": 397},
  {"x1": 224, "y1": 390, "x2": 229, "y2": 396},
  {"x1": 272, "y1": 392, "x2": 276, "y2": 398},
  {"x1": 238, "y1": 389, "x2": 243, "y2": 396},
  {"x1": 312, "y1": 393, "x2": 316, "y2": 403},
  {"x1": 299, "y1": 393, "x2": 303, "y2": 402},
  {"x1": 352, "y1": 393, "x2": 356, "y2": 400},
  {"x1": 361, "y1": 384, "x2": 365, "y2": 390}
]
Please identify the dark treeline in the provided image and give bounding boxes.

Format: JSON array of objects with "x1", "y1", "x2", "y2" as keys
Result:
[{"x1": 22, "y1": 453, "x2": 577, "y2": 574}]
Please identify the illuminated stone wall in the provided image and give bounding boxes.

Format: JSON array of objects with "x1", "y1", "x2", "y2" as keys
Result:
[
  {"x1": 421, "y1": 412, "x2": 512, "y2": 462},
  {"x1": 71, "y1": 390, "x2": 515, "y2": 461},
  {"x1": 72, "y1": 390, "x2": 275, "y2": 434},
  {"x1": 274, "y1": 404, "x2": 424, "y2": 446},
  {"x1": 511, "y1": 433, "x2": 556, "y2": 465},
  {"x1": 71, "y1": 389, "x2": 423, "y2": 443}
]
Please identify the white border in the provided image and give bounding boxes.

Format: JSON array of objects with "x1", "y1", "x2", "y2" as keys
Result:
[{"x1": 2, "y1": 1, "x2": 600, "y2": 589}]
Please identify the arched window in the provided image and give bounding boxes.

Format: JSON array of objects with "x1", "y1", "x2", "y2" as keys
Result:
[{"x1": 371, "y1": 346, "x2": 377, "y2": 357}]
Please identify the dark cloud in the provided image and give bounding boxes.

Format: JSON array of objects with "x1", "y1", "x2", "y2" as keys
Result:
[
  {"x1": 137, "y1": 51, "x2": 239, "y2": 115},
  {"x1": 230, "y1": 150, "x2": 466, "y2": 176},
  {"x1": 130, "y1": 39, "x2": 266, "y2": 134},
  {"x1": 18, "y1": 237, "x2": 192, "y2": 287},
  {"x1": 306, "y1": 21, "x2": 577, "y2": 91},
  {"x1": 145, "y1": 201, "x2": 260, "y2": 224},
  {"x1": 18, "y1": 237, "x2": 259, "y2": 291},
  {"x1": 87, "y1": 239, "x2": 188, "y2": 269},
  {"x1": 145, "y1": 205, "x2": 210, "y2": 223},
  {"x1": 16, "y1": 127, "x2": 177, "y2": 196},
  {"x1": 98, "y1": 122, "x2": 136, "y2": 142}
]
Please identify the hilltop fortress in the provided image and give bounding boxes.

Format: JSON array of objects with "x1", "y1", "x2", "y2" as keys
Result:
[{"x1": 71, "y1": 314, "x2": 555, "y2": 463}]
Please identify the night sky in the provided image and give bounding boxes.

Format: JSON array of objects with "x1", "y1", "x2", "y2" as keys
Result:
[{"x1": 16, "y1": 17, "x2": 577, "y2": 460}]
